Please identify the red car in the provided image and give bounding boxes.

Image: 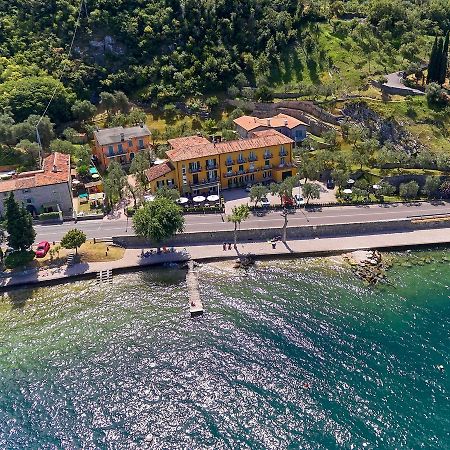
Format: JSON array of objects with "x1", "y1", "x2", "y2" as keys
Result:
[{"x1": 35, "y1": 241, "x2": 50, "y2": 258}]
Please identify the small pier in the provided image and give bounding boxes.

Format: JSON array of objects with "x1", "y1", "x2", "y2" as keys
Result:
[
  {"x1": 97, "y1": 269, "x2": 113, "y2": 284},
  {"x1": 187, "y1": 261, "x2": 203, "y2": 317}
]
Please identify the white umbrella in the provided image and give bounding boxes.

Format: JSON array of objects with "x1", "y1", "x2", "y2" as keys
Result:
[
  {"x1": 206, "y1": 195, "x2": 220, "y2": 202},
  {"x1": 347, "y1": 179, "x2": 355, "y2": 184},
  {"x1": 343, "y1": 189, "x2": 353, "y2": 194},
  {"x1": 176, "y1": 197, "x2": 189, "y2": 204},
  {"x1": 92, "y1": 173, "x2": 100, "y2": 179},
  {"x1": 72, "y1": 179, "x2": 81, "y2": 185},
  {"x1": 372, "y1": 184, "x2": 381, "y2": 190},
  {"x1": 144, "y1": 195, "x2": 155, "y2": 202},
  {"x1": 193, "y1": 195, "x2": 206, "y2": 203}
]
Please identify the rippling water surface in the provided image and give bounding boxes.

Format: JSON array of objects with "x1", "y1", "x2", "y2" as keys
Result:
[{"x1": 0, "y1": 250, "x2": 449, "y2": 449}]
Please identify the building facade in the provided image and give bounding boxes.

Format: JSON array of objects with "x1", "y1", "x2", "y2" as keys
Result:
[
  {"x1": 0, "y1": 153, "x2": 73, "y2": 218},
  {"x1": 93, "y1": 125, "x2": 152, "y2": 169},
  {"x1": 233, "y1": 113, "x2": 307, "y2": 144},
  {"x1": 145, "y1": 130, "x2": 297, "y2": 195}
]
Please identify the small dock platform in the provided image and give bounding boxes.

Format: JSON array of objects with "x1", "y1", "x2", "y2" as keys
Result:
[
  {"x1": 97, "y1": 269, "x2": 113, "y2": 284},
  {"x1": 187, "y1": 261, "x2": 203, "y2": 317}
]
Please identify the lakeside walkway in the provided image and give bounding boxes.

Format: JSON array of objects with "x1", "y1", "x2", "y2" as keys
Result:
[{"x1": 1, "y1": 226, "x2": 450, "y2": 291}]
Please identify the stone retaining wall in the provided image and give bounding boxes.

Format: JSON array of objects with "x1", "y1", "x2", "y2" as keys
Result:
[{"x1": 113, "y1": 218, "x2": 450, "y2": 248}]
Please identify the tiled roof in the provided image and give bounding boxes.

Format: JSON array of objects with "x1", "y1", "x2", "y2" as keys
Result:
[
  {"x1": 94, "y1": 125, "x2": 151, "y2": 146},
  {"x1": 233, "y1": 113, "x2": 306, "y2": 131},
  {"x1": 145, "y1": 161, "x2": 175, "y2": 182},
  {"x1": 167, "y1": 135, "x2": 210, "y2": 150},
  {"x1": 166, "y1": 130, "x2": 293, "y2": 162},
  {"x1": 0, "y1": 152, "x2": 70, "y2": 193}
]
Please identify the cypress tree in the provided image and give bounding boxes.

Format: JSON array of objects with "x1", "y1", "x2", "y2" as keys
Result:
[
  {"x1": 4, "y1": 192, "x2": 36, "y2": 251},
  {"x1": 427, "y1": 37, "x2": 438, "y2": 83},
  {"x1": 434, "y1": 37, "x2": 444, "y2": 84},
  {"x1": 439, "y1": 31, "x2": 449, "y2": 85}
]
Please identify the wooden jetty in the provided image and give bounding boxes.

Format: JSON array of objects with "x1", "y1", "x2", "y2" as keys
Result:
[
  {"x1": 97, "y1": 269, "x2": 113, "y2": 284},
  {"x1": 187, "y1": 261, "x2": 203, "y2": 317}
]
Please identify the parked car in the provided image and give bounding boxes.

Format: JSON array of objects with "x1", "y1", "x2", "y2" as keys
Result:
[
  {"x1": 35, "y1": 241, "x2": 50, "y2": 258},
  {"x1": 327, "y1": 179, "x2": 335, "y2": 189},
  {"x1": 260, "y1": 197, "x2": 270, "y2": 208},
  {"x1": 294, "y1": 194, "x2": 305, "y2": 207},
  {"x1": 245, "y1": 184, "x2": 253, "y2": 192},
  {"x1": 281, "y1": 195, "x2": 295, "y2": 207}
]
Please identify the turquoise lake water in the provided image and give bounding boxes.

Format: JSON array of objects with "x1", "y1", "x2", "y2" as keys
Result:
[{"x1": 0, "y1": 249, "x2": 449, "y2": 449}]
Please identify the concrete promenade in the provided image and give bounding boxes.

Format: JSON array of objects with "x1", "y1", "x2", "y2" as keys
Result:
[{"x1": 1, "y1": 227, "x2": 449, "y2": 291}]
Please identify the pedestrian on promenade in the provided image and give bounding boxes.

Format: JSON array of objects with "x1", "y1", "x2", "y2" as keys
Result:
[{"x1": 223, "y1": 243, "x2": 227, "y2": 251}]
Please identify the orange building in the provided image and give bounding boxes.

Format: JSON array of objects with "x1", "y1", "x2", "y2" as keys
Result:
[
  {"x1": 145, "y1": 130, "x2": 297, "y2": 195},
  {"x1": 93, "y1": 125, "x2": 152, "y2": 169}
]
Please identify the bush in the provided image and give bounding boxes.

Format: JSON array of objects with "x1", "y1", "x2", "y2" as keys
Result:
[
  {"x1": 38, "y1": 212, "x2": 60, "y2": 221},
  {"x1": 4, "y1": 250, "x2": 35, "y2": 269},
  {"x1": 125, "y1": 207, "x2": 136, "y2": 216}
]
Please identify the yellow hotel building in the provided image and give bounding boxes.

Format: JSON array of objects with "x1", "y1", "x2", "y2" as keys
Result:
[{"x1": 145, "y1": 130, "x2": 297, "y2": 196}]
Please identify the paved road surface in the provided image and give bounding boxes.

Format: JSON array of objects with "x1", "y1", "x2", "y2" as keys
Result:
[{"x1": 34, "y1": 202, "x2": 450, "y2": 243}]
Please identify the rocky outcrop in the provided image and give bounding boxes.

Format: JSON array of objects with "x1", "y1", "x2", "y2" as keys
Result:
[
  {"x1": 342, "y1": 101, "x2": 426, "y2": 156},
  {"x1": 344, "y1": 250, "x2": 391, "y2": 285}
]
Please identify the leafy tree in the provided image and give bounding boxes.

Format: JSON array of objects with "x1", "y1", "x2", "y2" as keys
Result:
[
  {"x1": 133, "y1": 197, "x2": 184, "y2": 245},
  {"x1": 423, "y1": 176, "x2": 442, "y2": 199},
  {"x1": 114, "y1": 91, "x2": 130, "y2": 114},
  {"x1": 399, "y1": 181, "x2": 419, "y2": 200},
  {"x1": 302, "y1": 183, "x2": 321, "y2": 204},
  {"x1": 74, "y1": 145, "x2": 92, "y2": 167},
  {"x1": 440, "y1": 180, "x2": 450, "y2": 198},
  {"x1": 254, "y1": 85, "x2": 274, "y2": 102},
  {"x1": 331, "y1": 169, "x2": 349, "y2": 195},
  {"x1": 130, "y1": 151, "x2": 152, "y2": 190},
  {"x1": 0, "y1": 76, "x2": 74, "y2": 123},
  {"x1": 227, "y1": 204, "x2": 250, "y2": 249},
  {"x1": 100, "y1": 92, "x2": 117, "y2": 114},
  {"x1": 13, "y1": 115, "x2": 55, "y2": 149},
  {"x1": 71, "y1": 100, "x2": 97, "y2": 122},
  {"x1": 60, "y1": 229, "x2": 86, "y2": 255},
  {"x1": 4, "y1": 192, "x2": 36, "y2": 251},
  {"x1": 437, "y1": 153, "x2": 450, "y2": 172},
  {"x1": 104, "y1": 161, "x2": 126, "y2": 207},
  {"x1": 49, "y1": 139, "x2": 76, "y2": 155},
  {"x1": 155, "y1": 186, "x2": 180, "y2": 201},
  {"x1": 426, "y1": 82, "x2": 446, "y2": 105},
  {"x1": 250, "y1": 184, "x2": 269, "y2": 207},
  {"x1": 377, "y1": 181, "x2": 396, "y2": 199}
]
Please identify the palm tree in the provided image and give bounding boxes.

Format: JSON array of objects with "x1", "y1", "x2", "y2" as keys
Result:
[{"x1": 227, "y1": 205, "x2": 250, "y2": 249}]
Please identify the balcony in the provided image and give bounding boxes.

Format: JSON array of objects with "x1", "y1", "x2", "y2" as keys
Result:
[
  {"x1": 248, "y1": 155, "x2": 258, "y2": 162},
  {"x1": 279, "y1": 149, "x2": 288, "y2": 157},
  {"x1": 189, "y1": 165, "x2": 202, "y2": 173},
  {"x1": 225, "y1": 159, "x2": 234, "y2": 167},
  {"x1": 263, "y1": 152, "x2": 273, "y2": 159},
  {"x1": 224, "y1": 166, "x2": 260, "y2": 178},
  {"x1": 237, "y1": 157, "x2": 246, "y2": 164},
  {"x1": 206, "y1": 163, "x2": 218, "y2": 170},
  {"x1": 274, "y1": 162, "x2": 295, "y2": 170},
  {"x1": 190, "y1": 177, "x2": 219, "y2": 187},
  {"x1": 263, "y1": 164, "x2": 273, "y2": 170}
]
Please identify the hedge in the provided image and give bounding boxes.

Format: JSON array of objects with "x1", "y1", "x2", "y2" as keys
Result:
[
  {"x1": 183, "y1": 206, "x2": 224, "y2": 214},
  {"x1": 39, "y1": 212, "x2": 60, "y2": 221},
  {"x1": 4, "y1": 250, "x2": 35, "y2": 269}
]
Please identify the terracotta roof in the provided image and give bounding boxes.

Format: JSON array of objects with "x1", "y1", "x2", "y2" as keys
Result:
[
  {"x1": 145, "y1": 161, "x2": 175, "y2": 182},
  {"x1": 0, "y1": 153, "x2": 70, "y2": 193},
  {"x1": 94, "y1": 125, "x2": 151, "y2": 146},
  {"x1": 167, "y1": 135, "x2": 210, "y2": 150},
  {"x1": 233, "y1": 113, "x2": 306, "y2": 131},
  {"x1": 166, "y1": 130, "x2": 293, "y2": 162}
]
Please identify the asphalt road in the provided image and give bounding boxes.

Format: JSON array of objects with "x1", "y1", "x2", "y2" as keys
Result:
[{"x1": 33, "y1": 201, "x2": 450, "y2": 243}]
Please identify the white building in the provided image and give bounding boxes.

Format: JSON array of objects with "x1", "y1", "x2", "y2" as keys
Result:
[{"x1": 0, "y1": 153, "x2": 73, "y2": 218}]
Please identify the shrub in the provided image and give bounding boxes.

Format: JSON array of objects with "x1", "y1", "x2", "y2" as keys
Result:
[
  {"x1": 4, "y1": 250, "x2": 35, "y2": 269},
  {"x1": 38, "y1": 212, "x2": 60, "y2": 221}
]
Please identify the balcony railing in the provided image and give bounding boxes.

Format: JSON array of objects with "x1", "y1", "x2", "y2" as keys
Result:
[
  {"x1": 190, "y1": 177, "x2": 219, "y2": 187},
  {"x1": 248, "y1": 155, "x2": 258, "y2": 162},
  {"x1": 206, "y1": 163, "x2": 218, "y2": 170},
  {"x1": 225, "y1": 159, "x2": 234, "y2": 166},
  {"x1": 274, "y1": 162, "x2": 295, "y2": 170},
  {"x1": 263, "y1": 152, "x2": 273, "y2": 159},
  {"x1": 279, "y1": 149, "x2": 288, "y2": 157},
  {"x1": 189, "y1": 166, "x2": 202, "y2": 173},
  {"x1": 224, "y1": 166, "x2": 260, "y2": 178},
  {"x1": 237, "y1": 157, "x2": 246, "y2": 164},
  {"x1": 263, "y1": 164, "x2": 273, "y2": 170}
]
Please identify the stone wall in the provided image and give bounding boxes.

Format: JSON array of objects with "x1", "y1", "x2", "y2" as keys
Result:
[{"x1": 113, "y1": 218, "x2": 450, "y2": 248}]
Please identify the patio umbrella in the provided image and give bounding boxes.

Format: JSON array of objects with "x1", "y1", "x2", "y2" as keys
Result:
[
  {"x1": 343, "y1": 189, "x2": 353, "y2": 194},
  {"x1": 372, "y1": 184, "x2": 381, "y2": 190},
  {"x1": 92, "y1": 173, "x2": 100, "y2": 179},
  {"x1": 193, "y1": 195, "x2": 206, "y2": 203},
  {"x1": 72, "y1": 179, "x2": 81, "y2": 185},
  {"x1": 176, "y1": 197, "x2": 189, "y2": 204},
  {"x1": 144, "y1": 195, "x2": 155, "y2": 202},
  {"x1": 206, "y1": 195, "x2": 220, "y2": 202},
  {"x1": 347, "y1": 179, "x2": 355, "y2": 185}
]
